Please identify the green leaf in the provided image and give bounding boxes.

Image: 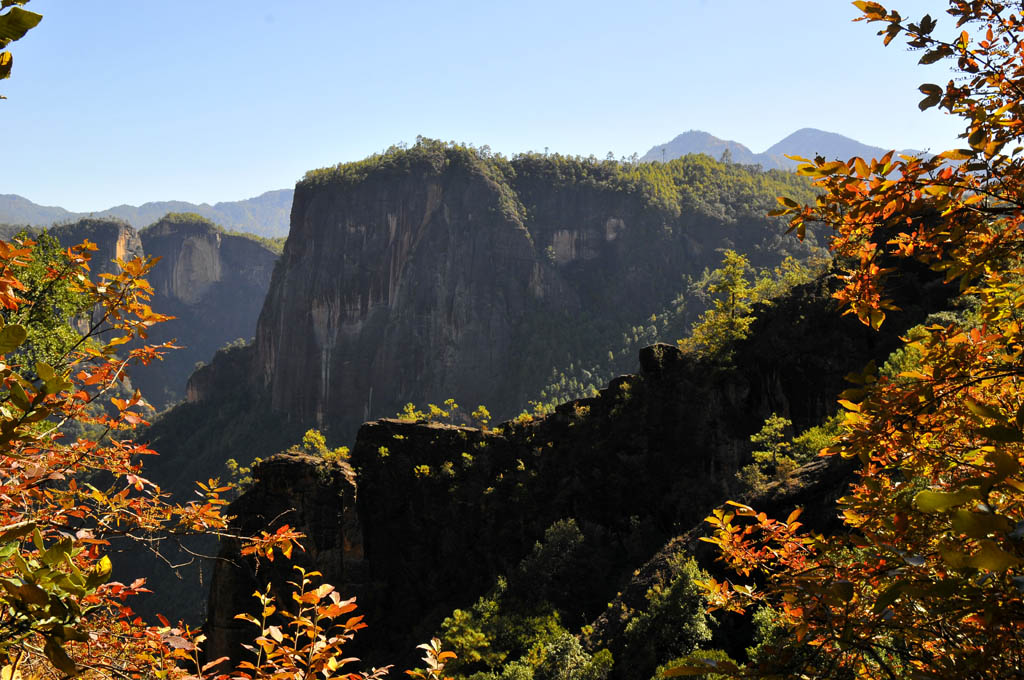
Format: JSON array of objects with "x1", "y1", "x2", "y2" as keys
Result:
[
  {"x1": 978, "y1": 425, "x2": 1023, "y2": 442},
  {"x1": 829, "y1": 580, "x2": 855, "y2": 603},
  {"x1": 872, "y1": 582, "x2": 904, "y2": 613},
  {"x1": 35, "y1": 361, "x2": 54, "y2": 382},
  {"x1": 919, "y1": 93, "x2": 941, "y2": 111},
  {"x1": 22, "y1": 407, "x2": 50, "y2": 423},
  {"x1": 939, "y1": 149, "x2": 976, "y2": 160},
  {"x1": 969, "y1": 540, "x2": 1021, "y2": 571},
  {"x1": 915, "y1": 487, "x2": 979, "y2": 513},
  {"x1": 0, "y1": 7, "x2": 41, "y2": 44},
  {"x1": 9, "y1": 581, "x2": 48, "y2": 606},
  {"x1": 0, "y1": 323, "x2": 26, "y2": 354},
  {"x1": 43, "y1": 638, "x2": 78, "y2": 677},
  {"x1": 0, "y1": 520, "x2": 34, "y2": 543},
  {"x1": 0, "y1": 50, "x2": 10, "y2": 80},
  {"x1": 918, "y1": 83, "x2": 942, "y2": 110},
  {"x1": 9, "y1": 380, "x2": 30, "y2": 411},
  {"x1": 41, "y1": 538, "x2": 72, "y2": 567},
  {"x1": 951, "y1": 510, "x2": 1013, "y2": 538},
  {"x1": 84, "y1": 555, "x2": 112, "y2": 589},
  {"x1": 968, "y1": 128, "x2": 987, "y2": 150},
  {"x1": 919, "y1": 46, "x2": 951, "y2": 64},
  {"x1": 59, "y1": 626, "x2": 90, "y2": 643},
  {"x1": 965, "y1": 397, "x2": 1004, "y2": 421},
  {"x1": 987, "y1": 449, "x2": 1020, "y2": 480}
]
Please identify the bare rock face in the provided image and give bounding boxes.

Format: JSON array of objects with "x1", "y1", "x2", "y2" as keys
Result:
[
  {"x1": 257, "y1": 160, "x2": 541, "y2": 430},
  {"x1": 135, "y1": 214, "x2": 278, "y2": 407},
  {"x1": 50, "y1": 217, "x2": 145, "y2": 275},
  {"x1": 253, "y1": 146, "x2": 814, "y2": 436},
  {"x1": 204, "y1": 452, "x2": 363, "y2": 665}
]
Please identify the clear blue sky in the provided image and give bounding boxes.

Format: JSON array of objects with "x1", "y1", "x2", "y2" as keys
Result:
[{"x1": 5, "y1": 0, "x2": 964, "y2": 212}]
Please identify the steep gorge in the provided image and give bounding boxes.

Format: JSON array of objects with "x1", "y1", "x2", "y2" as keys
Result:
[{"x1": 136, "y1": 214, "x2": 278, "y2": 406}]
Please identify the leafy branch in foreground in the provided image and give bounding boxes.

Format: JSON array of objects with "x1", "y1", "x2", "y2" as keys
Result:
[
  {"x1": 0, "y1": 236, "x2": 312, "y2": 679},
  {"x1": 0, "y1": 1, "x2": 42, "y2": 97},
  {"x1": 676, "y1": 1, "x2": 1024, "y2": 678}
]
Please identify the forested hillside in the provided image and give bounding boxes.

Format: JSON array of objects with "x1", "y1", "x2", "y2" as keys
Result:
[{"x1": 146, "y1": 142, "x2": 824, "y2": 497}]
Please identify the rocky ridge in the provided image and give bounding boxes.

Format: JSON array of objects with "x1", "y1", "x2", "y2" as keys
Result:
[
  {"x1": 207, "y1": 141, "x2": 823, "y2": 442},
  {"x1": 205, "y1": 258, "x2": 952, "y2": 671}
]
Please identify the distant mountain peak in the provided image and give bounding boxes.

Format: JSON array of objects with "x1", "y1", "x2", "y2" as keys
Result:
[
  {"x1": 639, "y1": 130, "x2": 756, "y2": 164},
  {"x1": 643, "y1": 128, "x2": 925, "y2": 170}
]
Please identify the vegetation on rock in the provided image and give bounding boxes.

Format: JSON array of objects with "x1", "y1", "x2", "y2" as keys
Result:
[{"x1": 689, "y1": 1, "x2": 1024, "y2": 677}]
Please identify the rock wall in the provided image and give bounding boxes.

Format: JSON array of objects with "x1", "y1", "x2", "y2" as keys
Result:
[
  {"x1": 253, "y1": 147, "x2": 819, "y2": 437},
  {"x1": 256, "y1": 161, "x2": 541, "y2": 430},
  {"x1": 136, "y1": 215, "x2": 278, "y2": 407},
  {"x1": 36, "y1": 215, "x2": 278, "y2": 409},
  {"x1": 204, "y1": 452, "x2": 364, "y2": 665},
  {"x1": 50, "y1": 217, "x2": 145, "y2": 275},
  {"x1": 204, "y1": 255, "x2": 951, "y2": 667}
]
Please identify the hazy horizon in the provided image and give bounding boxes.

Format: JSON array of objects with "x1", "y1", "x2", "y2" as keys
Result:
[{"x1": 7, "y1": 1, "x2": 963, "y2": 212}]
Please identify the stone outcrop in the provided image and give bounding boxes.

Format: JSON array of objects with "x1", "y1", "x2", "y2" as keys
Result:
[
  {"x1": 204, "y1": 452, "x2": 364, "y2": 665},
  {"x1": 14, "y1": 215, "x2": 280, "y2": 409},
  {"x1": 134, "y1": 214, "x2": 278, "y2": 407},
  {"x1": 202, "y1": 260, "x2": 949, "y2": 667},
  {"x1": 252, "y1": 145, "x2": 823, "y2": 437},
  {"x1": 50, "y1": 217, "x2": 145, "y2": 274}
]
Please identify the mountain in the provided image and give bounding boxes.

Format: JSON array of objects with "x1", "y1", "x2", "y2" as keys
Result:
[
  {"x1": 203, "y1": 262, "x2": 952, "y2": 670},
  {"x1": 138, "y1": 140, "x2": 827, "y2": 624},
  {"x1": 642, "y1": 127, "x2": 926, "y2": 169},
  {"x1": 0, "y1": 189, "x2": 294, "y2": 238},
  {"x1": 0, "y1": 194, "x2": 76, "y2": 226},
  {"x1": 135, "y1": 139, "x2": 958, "y2": 670},
  {"x1": 30, "y1": 215, "x2": 279, "y2": 409},
  {"x1": 132, "y1": 213, "x2": 280, "y2": 407},
  {"x1": 149, "y1": 139, "x2": 822, "y2": 479},
  {"x1": 638, "y1": 130, "x2": 758, "y2": 164}
]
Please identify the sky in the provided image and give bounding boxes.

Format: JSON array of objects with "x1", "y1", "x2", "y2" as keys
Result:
[{"x1": 4, "y1": 1, "x2": 966, "y2": 212}]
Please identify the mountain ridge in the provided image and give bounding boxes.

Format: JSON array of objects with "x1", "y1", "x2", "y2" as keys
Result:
[
  {"x1": 0, "y1": 189, "x2": 294, "y2": 238},
  {"x1": 640, "y1": 127, "x2": 926, "y2": 169}
]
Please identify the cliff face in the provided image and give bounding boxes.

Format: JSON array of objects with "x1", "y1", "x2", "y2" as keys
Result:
[
  {"x1": 204, "y1": 262, "x2": 948, "y2": 668},
  {"x1": 135, "y1": 215, "x2": 278, "y2": 407},
  {"x1": 203, "y1": 244, "x2": 952, "y2": 667},
  {"x1": 257, "y1": 160, "x2": 538, "y2": 429},
  {"x1": 204, "y1": 452, "x2": 364, "y2": 665},
  {"x1": 50, "y1": 217, "x2": 145, "y2": 275},
  {"x1": 253, "y1": 145, "x2": 819, "y2": 435}
]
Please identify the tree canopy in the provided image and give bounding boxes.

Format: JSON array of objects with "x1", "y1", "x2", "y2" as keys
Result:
[{"x1": 684, "y1": 2, "x2": 1024, "y2": 678}]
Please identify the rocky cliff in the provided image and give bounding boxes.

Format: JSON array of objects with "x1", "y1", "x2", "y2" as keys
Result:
[
  {"x1": 135, "y1": 213, "x2": 278, "y2": 406},
  {"x1": 251, "y1": 140, "x2": 821, "y2": 436},
  {"x1": 204, "y1": 452, "x2": 364, "y2": 665},
  {"x1": 204, "y1": 259, "x2": 952, "y2": 669},
  {"x1": 50, "y1": 217, "x2": 145, "y2": 274}
]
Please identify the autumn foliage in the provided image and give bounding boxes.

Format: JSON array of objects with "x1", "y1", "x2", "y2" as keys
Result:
[
  {"x1": 0, "y1": 231, "x2": 465, "y2": 680},
  {"x1": 682, "y1": 2, "x2": 1024, "y2": 678}
]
